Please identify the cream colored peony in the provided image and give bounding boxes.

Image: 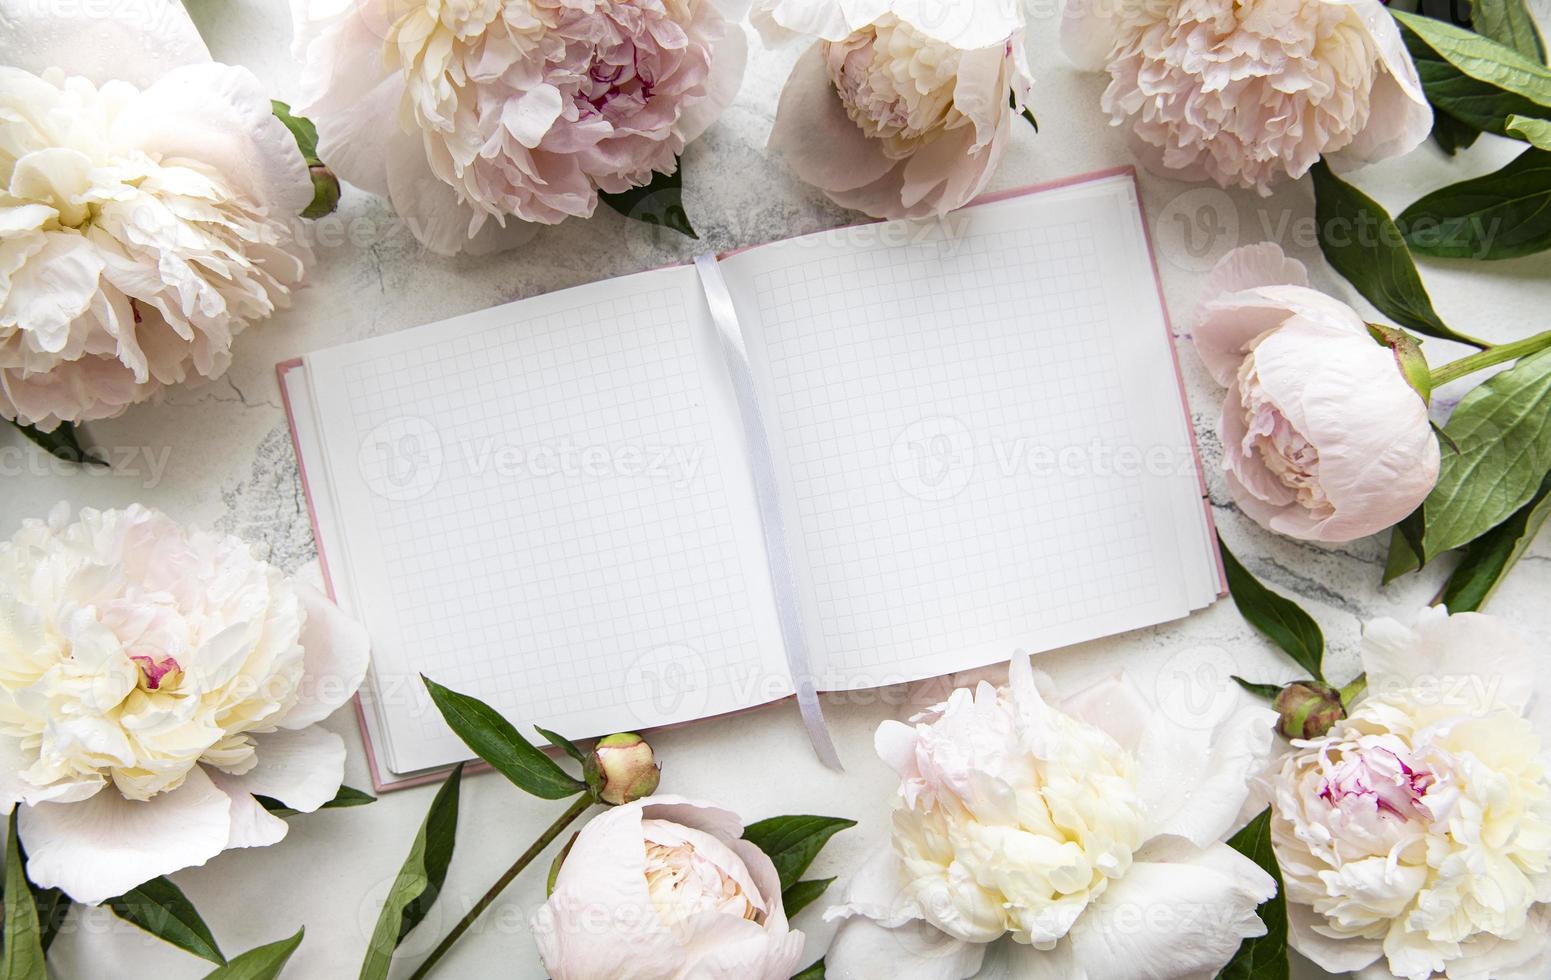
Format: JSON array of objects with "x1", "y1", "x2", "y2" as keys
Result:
[
  {"x1": 531, "y1": 796, "x2": 805, "y2": 979},
  {"x1": 1194, "y1": 243, "x2": 1439, "y2": 542},
  {"x1": 754, "y1": 0, "x2": 1034, "y2": 219},
  {"x1": 1270, "y1": 608, "x2": 1551, "y2": 980},
  {"x1": 289, "y1": 0, "x2": 745, "y2": 255},
  {"x1": 825, "y1": 653, "x2": 1279, "y2": 979},
  {"x1": 1060, "y1": 0, "x2": 1432, "y2": 194},
  {"x1": 0, "y1": 505, "x2": 369, "y2": 906},
  {"x1": 0, "y1": 0, "x2": 313, "y2": 431}
]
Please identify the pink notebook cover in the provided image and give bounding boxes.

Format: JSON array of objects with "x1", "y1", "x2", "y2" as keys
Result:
[{"x1": 276, "y1": 165, "x2": 1227, "y2": 793}]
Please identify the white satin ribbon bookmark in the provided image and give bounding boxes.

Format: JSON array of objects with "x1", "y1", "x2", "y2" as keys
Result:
[{"x1": 694, "y1": 252, "x2": 843, "y2": 770}]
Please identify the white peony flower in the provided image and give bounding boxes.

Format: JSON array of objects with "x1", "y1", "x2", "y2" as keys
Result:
[
  {"x1": 1270, "y1": 607, "x2": 1551, "y2": 980},
  {"x1": 0, "y1": 0, "x2": 314, "y2": 432},
  {"x1": 531, "y1": 795, "x2": 806, "y2": 979},
  {"x1": 754, "y1": 0, "x2": 1034, "y2": 219},
  {"x1": 825, "y1": 653, "x2": 1280, "y2": 979},
  {"x1": 1194, "y1": 243, "x2": 1440, "y2": 543},
  {"x1": 289, "y1": 0, "x2": 746, "y2": 255},
  {"x1": 1060, "y1": 0, "x2": 1432, "y2": 194},
  {"x1": 0, "y1": 505, "x2": 370, "y2": 906}
]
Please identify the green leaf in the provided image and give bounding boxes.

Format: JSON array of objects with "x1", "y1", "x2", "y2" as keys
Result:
[
  {"x1": 1395, "y1": 11, "x2": 1551, "y2": 136},
  {"x1": 359, "y1": 764, "x2": 463, "y2": 980},
  {"x1": 1431, "y1": 111, "x2": 1482, "y2": 154},
  {"x1": 6, "y1": 419, "x2": 105, "y2": 466},
  {"x1": 422, "y1": 677, "x2": 585, "y2": 799},
  {"x1": 1389, "y1": 511, "x2": 1420, "y2": 583},
  {"x1": 1231, "y1": 676, "x2": 1282, "y2": 702},
  {"x1": 792, "y1": 960, "x2": 826, "y2": 980},
  {"x1": 203, "y1": 928, "x2": 304, "y2": 980},
  {"x1": 1216, "y1": 810, "x2": 1288, "y2": 980},
  {"x1": 1400, "y1": 147, "x2": 1551, "y2": 260},
  {"x1": 2, "y1": 812, "x2": 46, "y2": 980},
  {"x1": 741, "y1": 816, "x2": 856, "y2": 893},
  {"x1": 1218, "y1": 536, "x2": 1326, "y2": 682},
  {"x1": 31, "y1": 887, "x2": 68, "y2": 954},
  {"x1": 1474, "y1": 0, "x2": 1547, "y2": 62},
  {"x1": 258, "y1": 784, "x2": 377, "y2": 818},
  {"x1": 271, "y1": 101, "x2": 320, "y2": 164},
  {"x1": 781, "y1": 878, "x2": 835, "y2": 918},
  {"x1": 1310, "y1": 160, "x2": 1485, "y2": 347},
  {"x1": 533, "y1": 726, "x2": 587, "y2": 765},
  {"x1": 1508, "y1": 115, "x2": 1551, "y2": 149},
  {"x1": 1422, "y1": 347, "x2": 1551, "y2": 558},
  {"x1": 107, "y1": 876, "x2": 226, "y2": 965},
  {"x1": 1440, "y1": 470, "x2": 1551, "y2": 611},
  {"x1": 598, "y1": 160, "x2": 697, "y2": 239}
]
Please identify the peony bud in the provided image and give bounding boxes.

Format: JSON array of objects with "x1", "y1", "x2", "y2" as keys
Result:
[
  {"x1": 304, "y1": 164, "x2": 341, "y2": 219},
  {"x1": 1273, "y1": 681, "x2": 1346, "y2": 740},
  {"x1": 588, "y1": 733, "x2": 660, "y2": 806}
]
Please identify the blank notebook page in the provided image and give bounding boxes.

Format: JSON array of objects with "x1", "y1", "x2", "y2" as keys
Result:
[
  {"x1": 719, "y1": 174, "x2": 1218, "y2": 691},
  {"x1": 304, "y1": 267, "x2": 788, "y2": 774}
]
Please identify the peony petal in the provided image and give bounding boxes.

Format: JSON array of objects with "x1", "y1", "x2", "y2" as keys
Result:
[
  {"x1": 1329, "y1": 0, "x2": 1432, "y2": 169},
  {"x1": 275, "y1": 582, "x2": 370, "y2": 730},
  {"x1": 205, "y1": 768, "x2": 289, "y2": 850},
  {"x1": 825, "y1": 847, "x2": 922, "y2": 929},
  {"x1": 217, "y1": 727, "x2": 346, "y2": 814},
  {"x1": 677, "y1": 19, "x2": 747, "y2": 144},
  {"x1": 122, "y1": 62, "x2": 313, "y2": 218},
  {"x1": 825, "y1": 913, "x2": 986, "y2": 980},
  {"x1": 1284, "y1": 896, "x2": 1384, "y2": 973},
  {"x1": 1059, "y1": 0, "x2": 1122, "y2": 71},
  {"x1": 0, "y1": 232, "x2": 105, "y2": 351},
  {"x1": 1359, "y1": 608, "x2": 1539, "y2": 715},
  {"x1": 1056, "y1": 672, "x2": 1153, "y2": 754},
  {"x1": 768, "y1": 43, "x2": 897, "y2": 197},
  {"x1": 18, "y1": 766, "x2": 233, "y2": 906},
  {"x1": 313, "y1": 74, "x2": 402, "y2": 197},
  {"x1": 0, "y1": 0, "x2": 210, "y2": 87},
  {"x1": 1063, "y1": 836, "x2": 1275, "y2": 980},
  {"x1": 1135, "y1": 701, "x2": 1277, "y2": 848}
]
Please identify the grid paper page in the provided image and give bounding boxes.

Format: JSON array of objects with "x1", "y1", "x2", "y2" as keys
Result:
[
  {"x1": 305, "y1": 268, "x2": 789, "y2": 775},
  {"x1": 721, "y1": 175, "x2": 1214, "y2": 689}
]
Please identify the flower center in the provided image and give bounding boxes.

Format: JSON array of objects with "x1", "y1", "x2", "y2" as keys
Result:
[
  {"x1": 129, "y1": 654, "x2": 182, "y2": 691},
  {"x1": 1236, "y1": 352, "x2": 1331, "y2": 514},
  {"x1": 643, "y1": 841, "x2": 761, "y2": 926},
  {"x1": 823, "y1": 17, "x2": 960, "y2": 151},
  {"x1": 1318, "y1": 744, "x2": 1435, "y2": 821}
]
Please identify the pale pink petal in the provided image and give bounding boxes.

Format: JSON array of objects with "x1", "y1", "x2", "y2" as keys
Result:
[
  {"x1": 1059, "y1": 0, "x2": 1122, "y2": 71},
  {"x1": 217, "y1": 727, "x2": 347, "y2": 814},
  {"x1": 275, "y1": 582, "x2": 370, "y2": 730},
  {"x1": 18, "y1": 766, "x2": 233, "y2": 906},
  {"x1": 677, "y1": 21, "x2": 747, "y2": 144},
  {"x1": 825, "y1": 914, "x2": 986, "y2": 980},
  {"x1": 0, "y1": 0, "x2": 210, "y2": 87},
  {"x1": 769, "y1": 42, "x2": 897, "y2": 195},
  {"x1": 206, "y1": 768, "x2": 289, "y2": 850},
  {"x1": 1135, "y1": 702, "x2": 1277, "y2": 848},
  {"x1": 123, "y1": 63, "x2": 313, "y2": 217}
]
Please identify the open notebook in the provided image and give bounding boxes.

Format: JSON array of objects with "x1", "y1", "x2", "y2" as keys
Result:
[{"x1": 280, "y1": 168, "x2": 1224, "y2": 789}]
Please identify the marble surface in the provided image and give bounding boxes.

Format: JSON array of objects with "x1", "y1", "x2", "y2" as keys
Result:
[{"x1": 7, "y1": 2, "x2": 1551, "y2": 978}]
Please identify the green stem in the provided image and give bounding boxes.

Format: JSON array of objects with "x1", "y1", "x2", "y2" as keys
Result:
[
  {"x1": 407, "y1": 793, "x2": 594, "y2": 980},
  {"x1": 1338, "y1": 674, "x2": 1368, "y2": 709},
  {"x1": 1430, "y1": 329, "x2": 1551, "y2": 388}
]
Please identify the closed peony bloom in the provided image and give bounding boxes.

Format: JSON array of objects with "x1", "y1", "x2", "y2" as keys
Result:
[
  {"x1": 0, "y1": 0, "x2": 313, "y2": 431},
  {"x1": 531, "y1": 796, "x2": 805, "y2": 979},
  {"x1": 1060, "y1": 0, "x2": 1432, "y2": 194},
  {"x1": 825, "y1": 653, "x2": 1279, "y2": 979},
  {"x1": 0, "y1": 505, "x2": 369, "y2": 905},
  {"x1": 1194, "y1": 243, "x2": 1439, "y2": 543},
  {"x1": 289, "y1": 0, "x2": 746, "y2": 255},
  {"x1": 1270, "y1": 607, "x2": 1551, "y2": 980},
  {"x1": 754, "y1": 0, "x2": 1034, "y2": 219}
]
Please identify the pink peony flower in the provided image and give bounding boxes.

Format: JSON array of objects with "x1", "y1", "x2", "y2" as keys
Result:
[
  {"x1": 1060, "y1": 0, "x2": 1432, "y2": 194},
  {"x1": 1193, "y1": 243, "x2": 1439, "y2": 543},
  {"x1": 531, "y1": 796, "x2": 806, "y2": 979},
  {"x1": 289, "y1": 0, "x2": 746, "y2": 255},
  {"x1": 754, "y1": 0, "x2": 1034, "y2": 219}
]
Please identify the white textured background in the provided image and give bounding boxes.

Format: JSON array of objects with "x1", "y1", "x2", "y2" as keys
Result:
[{"x1": 5, "y1": 1, "x2": 1551, "y2": 977}]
